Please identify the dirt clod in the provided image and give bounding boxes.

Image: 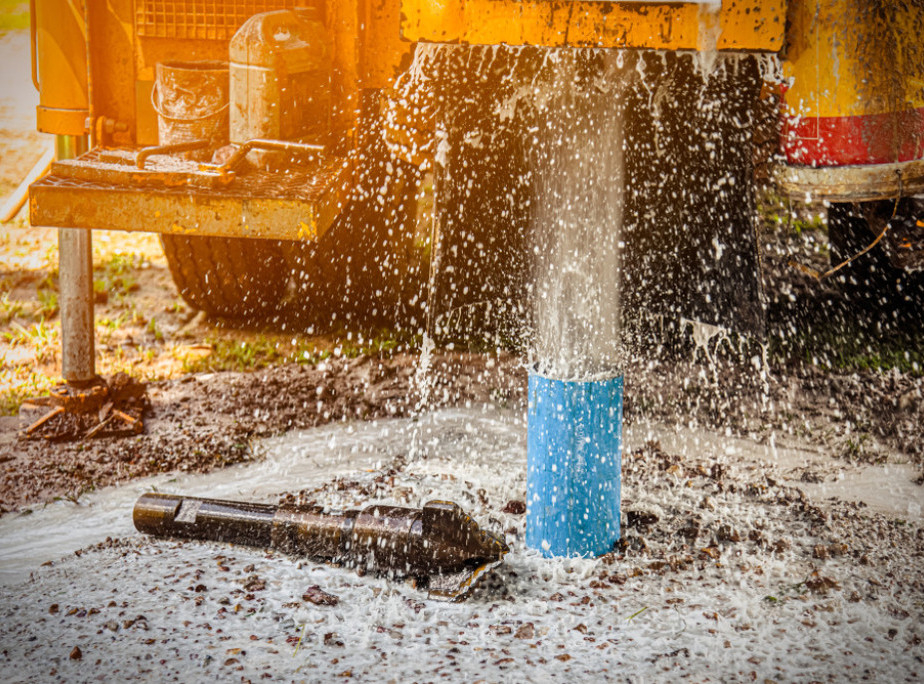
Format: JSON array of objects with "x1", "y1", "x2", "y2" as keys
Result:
[
  {"x1": 501, "y1": 500, "x2": 526, "y2": 515},
  {"x1": 302, "y1": 586, "x2": 339, "y2": 606}
]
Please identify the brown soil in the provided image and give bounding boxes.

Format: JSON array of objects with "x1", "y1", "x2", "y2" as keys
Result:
[
  {"x1": 2, "y1": 343, "x2": 923, "y2": 513},
  {"x1": 0, "y1": 352, "x2": 525, "y2": 513}
]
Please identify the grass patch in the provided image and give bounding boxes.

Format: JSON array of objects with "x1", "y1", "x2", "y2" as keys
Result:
[
  {"x1": 0, "y1": 365, "x2": 55, "y2": 416},
  {"x1": 179, "y1": 329, "x2": 414, "y2": 374},
  {"x1": 769, "y1": 319, "x2": 924, "y2": 377},
  {"x1": 34, "y1": 288, "x2": 58, "y2": 320},
  {"x1": 3, "y1": 319, "x2": 59, "y2": 363},
  {"x1": 94, "y1": 252, "x2": 144, "y2": 303},
  {"x1": 0, "y1": 291, "x2": 25, "y2": 324},
  {"x1": 757, "y1": 189, "x2": 827, "y2": 236}
]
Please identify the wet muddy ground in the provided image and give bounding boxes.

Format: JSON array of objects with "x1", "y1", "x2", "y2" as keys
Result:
[
  {"x1": 2, "y1": 342, "x2": 922, "y2": 514},
  {"x1": 0, "y1": 408, "x2": 921, "y2": 682}
]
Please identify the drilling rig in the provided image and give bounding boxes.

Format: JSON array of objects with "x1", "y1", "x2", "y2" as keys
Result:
[{"x1": 26, "y1": 1, "x2": 924, "y2": 382}]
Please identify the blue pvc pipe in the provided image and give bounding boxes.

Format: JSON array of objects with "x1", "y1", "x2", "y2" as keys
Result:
[{"x1": 526, "y1": 372, "x2": 623, "y2": 557}]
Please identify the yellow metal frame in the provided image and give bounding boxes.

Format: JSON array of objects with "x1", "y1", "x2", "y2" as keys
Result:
[
  {"x1": 400, "y1": 0, "x2": 785, "y2": 52},
  {"x1": 782, "y1": 0, "x2": 924, "y2": 119}
]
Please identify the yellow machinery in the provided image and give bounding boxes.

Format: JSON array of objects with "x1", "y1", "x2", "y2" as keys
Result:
[{"x1": 26, "y1": 1, "x2": 924, "y2": 380}]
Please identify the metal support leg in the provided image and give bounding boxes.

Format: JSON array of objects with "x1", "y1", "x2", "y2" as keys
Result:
[{"x1": 55, "y1": 134, "x2": 96, "y2": 384}]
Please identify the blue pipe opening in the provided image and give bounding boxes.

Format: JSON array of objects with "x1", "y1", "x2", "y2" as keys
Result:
[{"x1": 526, "y1": 371, "x2": 623, "y2": 558}]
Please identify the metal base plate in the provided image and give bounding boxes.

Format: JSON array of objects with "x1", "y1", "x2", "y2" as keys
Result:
[{"x1": 30, "y1": 148, "x2": 353, "y2": 242}]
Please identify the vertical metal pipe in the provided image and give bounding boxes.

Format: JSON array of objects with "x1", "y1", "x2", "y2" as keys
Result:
[{"x1": 55, "y1": 134, "x2": 95, "y2": 384}]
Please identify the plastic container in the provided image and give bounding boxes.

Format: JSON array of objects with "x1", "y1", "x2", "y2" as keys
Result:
[
  {"x1": 229, "y1": 8, "x2": 331, "y2": 163},
  {"x1": 526, "y1": 371, "x2": 623, "y2": 558},
  {"x1": 153, "y1": 61, "x2": 229, "y2": 160}
]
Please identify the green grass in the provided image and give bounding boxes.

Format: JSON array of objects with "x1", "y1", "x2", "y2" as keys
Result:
[
  {"x1": 180, "y1": 329, "x2": 414, "y2": 374},
  {"x1": 770, "y1": 324, "x2": 924, "y2": 377},
  {"x1": 3, "y1": 319, "x2": 58, "y2": 362},
  {"x1": 0, "y1": 2, "x2": 30, "y2": 31},
  {"x1": 34, "y1": 288, "x2": 58, "y2": 320},
  {"x1": 94, "y1": 253, "x2": 143, "y2": 303},
  {"x1": 0, "y1": 291, "x2": 24, "y2": 324},
  {"x1": 757, "y1": 189, "x2": 827, "y2": 236},
  {"x1": 0, "y1": 363, "x2": 55, "y2": 416}
]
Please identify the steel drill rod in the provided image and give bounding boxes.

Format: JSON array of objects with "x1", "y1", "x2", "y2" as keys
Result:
[
  {"x1": 55, "y1": 134, "x2": 95, "y2": 384},
  {"x1": 134, "y1": 493, "x2": 508, "y2": 600}
]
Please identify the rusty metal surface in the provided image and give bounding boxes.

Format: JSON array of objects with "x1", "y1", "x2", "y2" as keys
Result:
[
  {"x1": 133, "y1": 493, "x2": 509, "y2": 601},
  {"x1": 135, "y1": 0, "x2": 300, "y2": 41},
  {"x1": 775, "y1": 158, "x2": 924, "y2": 203},
  {"x1": 400, "y1": 0, "x2": 785, "y2": 52},
  {"x1": 30, "y1": 149, "x2": 352, "y2": 242}
]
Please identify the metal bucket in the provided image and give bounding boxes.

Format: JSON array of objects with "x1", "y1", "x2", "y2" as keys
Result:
[
  {"x1": 526, "y1": 371, "x2": 623, "y2": 558},
  {"x1": 153, "y1": 61, "x2": 229, "y2": 160}
]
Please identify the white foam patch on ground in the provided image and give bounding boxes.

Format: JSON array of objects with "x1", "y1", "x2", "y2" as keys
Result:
[{"x1": 1, "y1": 408, "x2": 921, "y2": 682}]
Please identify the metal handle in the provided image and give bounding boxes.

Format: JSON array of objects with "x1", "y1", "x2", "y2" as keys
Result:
[
  {"x1": 260, "y1": 10, "x2": 302, "y2": 43},
  {"x1": 200, "y1": 138, "x2": 325, "y2": 178},
  {"x1": 135, "y1": 140, "x2": 209, "y2": 169}
]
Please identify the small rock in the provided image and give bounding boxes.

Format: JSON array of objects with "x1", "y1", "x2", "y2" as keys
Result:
[
  {"x1": 514, "y1": 623, "x2": 535, "y2": 639},
  {"x1": 501, "y1": 500, "x2": 526, "y2": 515},
  {"x1": 805, "y1": 572, "x2": 840, "y2": 595},
  {"x1": 626, "y1": 510, "x2": 659, "y2": 528},
  {"x1": 770, "y1": 539, "x2": 791, "y2": 554},
  {"x1": 302, "y1": 586, "x2": 339, "y2": 606},
  {"x1": 49, "y1": 604, "x2": 59, "y2": 615},
  {"x1": 716, "y1": 524, "x2": 741, "y2": 543},
  {"x1": 814, "y1": 543, "x2": 848, "y2": 559},
  {"x1": 69, "y1": 646, "x2": 82, "y2": 661},
  {"x1": 678, "y1": 521, "x2": 701, "y2": 542},
  {"x1": 243, "y1": 576, "x2": 265, "y2": 592},
  {"x1": 324, "y1": 632, "x2": 344, "y2": 647},
  {"x1": 700, "y1": 546, "x2": 721, "y2": 560}
]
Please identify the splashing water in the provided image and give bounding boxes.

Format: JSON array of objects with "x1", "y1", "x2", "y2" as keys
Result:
[{"x1": 529, "y1": 51, "x2": 630, "y2": 380}]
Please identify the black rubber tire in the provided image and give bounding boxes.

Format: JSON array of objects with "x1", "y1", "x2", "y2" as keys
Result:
[{"x1": 160, "y1": 234, "x2": 287, "y2": 318}]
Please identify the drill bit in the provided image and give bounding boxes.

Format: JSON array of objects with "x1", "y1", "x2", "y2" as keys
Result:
[{"x1": 133, "y1": 493, "x2": 508, "y2": 600}]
